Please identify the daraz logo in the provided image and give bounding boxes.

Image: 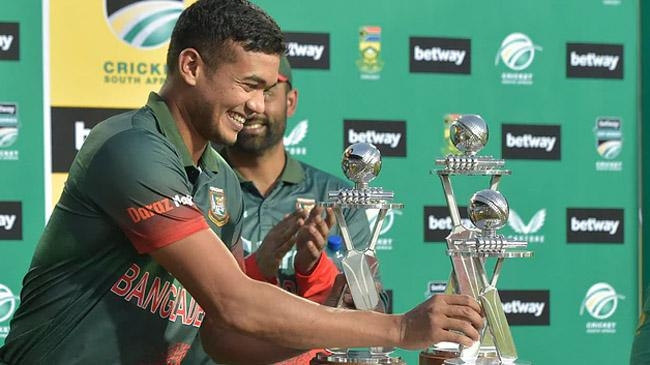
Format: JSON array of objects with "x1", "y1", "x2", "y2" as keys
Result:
[{"x1": 104, "y1": 0, "x2": 184, "y2": 49}]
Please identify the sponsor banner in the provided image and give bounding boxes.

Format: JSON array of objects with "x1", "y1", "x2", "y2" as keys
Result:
[
  {"x1": 594, "y1": 117, "x2": 623, "y2": 171},
  {"x1": 506, "y1": 208, "x2": 546, "y2": 243},
  {"x1": 501, "y1": 124, "x2": 561, "y2": 160},
  {"x1": 495, "y1": 32, "x2": 542, "y2": 85},
  {"x1": 0, "y1": 22, "x2": 19, "y2": 61},
  {"x1": 423, "y1": 206, "x2": 470, "y2": 242},
  {"x1": 425, "y1": 281, "x2": 448, "y2": 298},
  {"x1": 51, "y1": 107, "x2": 131, "y2": 173},
  {"x1": 0, "y1": 283, "x2": 19, "y2": 340},
  {"x1": 343, "y1": 120, "x2": 406, "y2": 157},
  {"x1": 566, "y1": 43, "x2": 623, "y2": 79},
  {"x1": 51, "y1": 0, "x2": 189, "y2": 107},
  {"x1": 283, "y1": 32, "x2": 330, "y2": 69},
  {"x1": 356, "y1": 25, "x2": 384, "y2": 80},
  {"x1": 284, "y1": 119, "x2": 308, "y2": 156},
  {"x1": 566, "y1": 208, "x2": 624, "y2": 243},
  {"x1": 0, "y1": 201, "x2": 22, "y2": 240},
  {"x1": 409, "y1": 37, "x2": 471, "y2": 74},
  {"x1": 580, "y1": 282, "x2": 625, "y2": 334},
  {"x1": 0, "y1": 102, "x2": 19, "y2": 161},
  {"x1": 500, "y1": 290, "x2": 550, "y2": 326}
]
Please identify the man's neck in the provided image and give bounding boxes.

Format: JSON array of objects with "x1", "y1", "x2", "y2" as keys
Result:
[
  {"x1": 159, "y1": 85, "x2": 207, "y2": 165},
  {"x1": 227, "y1": 143, "x2": 287, "y2": 197}
]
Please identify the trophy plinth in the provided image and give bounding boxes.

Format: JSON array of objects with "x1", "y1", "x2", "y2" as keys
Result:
[
  {"x1": 420, "y1": 115, "x2": 533, "y2": 365},
  {"x1": 316, "y1": 143, "x2": 403, "y2": 364}
]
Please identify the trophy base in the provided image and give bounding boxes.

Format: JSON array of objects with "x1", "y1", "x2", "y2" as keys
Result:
[
  {"x1": 419, "y1": 344, "x2": 506, "y2": 365},
  {"x1": 310, "y1": 350, "x2": 405, "y2": 364},
  {"x1": 443, "y1": 358, "x2": 531, "y2": 365}
]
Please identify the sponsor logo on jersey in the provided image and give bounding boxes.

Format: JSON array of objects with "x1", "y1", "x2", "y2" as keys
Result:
[
  {"x1": 495, "y1": 32, "x2": 542, "y2": 85},
  {"x1": 357, "y1": 26, "x2": 384, "y2": 80},
  {"x1": 500, "y1": 290, "x2": 550, "y2": 326},
  {"x1": 567, "y1": 43, "x2": 623, "y2": 79},
  {"x1": 284, "y1": 119, "x2": 308, "y2": 156},
  {"x1": 580, "y1": 282, "x2": 624, "y2": 334},
  {"x1": 208, "y1": 186, "x2": 229, "y2": 227},
  {"x1": 126, "y1": 195, "x2": 194, "y2": 223},
  {"x1": 409, "y1": 37, "x2": 471, "y2": 74},
  {"x1": 0, "y1": 201, "x2": 22, "y2": 240},
  {"x1": 283, "y1": 32, "x2": 330, "y2": 69},
  {"x1": 501, "y1": 124, "x2": 561, "y2": 160},
  {"x1": 566, "y1": 208, "x2": 624, "y2": 244},
  {"x1": 344, "y1": 120, "x2": 406, "y2": 157},
  {"x1": 0, "y1": 22, "x2": 19, "y2": 61}
]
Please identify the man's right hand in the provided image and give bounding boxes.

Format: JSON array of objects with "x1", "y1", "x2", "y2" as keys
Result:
[
  {"x1": 255, "y1": 209, "x2": 308, "y2": 279},
  {"x1": 399, "y1": 294, "x2": 484, "y2": 350}
]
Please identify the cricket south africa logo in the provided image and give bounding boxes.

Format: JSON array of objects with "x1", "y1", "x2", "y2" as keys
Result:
[
  {"x1": 104, "y1": 0, "x2": 184, "y2": 49},
  {"x1": 0, "y1": 284, "x2": 19, "y2": 339},
  {"x1": 495, "y1": 33, "x2": 542, "y2": 85},
  {"x1": 580, "y1": 282, "x2": 624, "y2": 334}
]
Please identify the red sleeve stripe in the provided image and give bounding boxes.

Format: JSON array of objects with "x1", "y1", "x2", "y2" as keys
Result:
[{"x1": 128, "y1": 216, "x2": 210, "y2": 254}]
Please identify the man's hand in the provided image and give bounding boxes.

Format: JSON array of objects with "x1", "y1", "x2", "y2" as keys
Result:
[
  {"x1": 400, "y1": 294, "x2": 484, "y2": 350},
  {"x1": 255, "y1": 209, "x2": 308, "y2": 279},
  {"x1": 294, "y1": 206, "x2": 336, "y2": 274}
]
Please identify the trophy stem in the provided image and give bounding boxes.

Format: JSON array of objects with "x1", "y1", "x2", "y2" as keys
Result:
[
  {"x1": 367, "y1": 208, "x2": 388, "y2": 253},
  {"x1": 439, "y1": 175, "x2": 463, "y2": 226}
]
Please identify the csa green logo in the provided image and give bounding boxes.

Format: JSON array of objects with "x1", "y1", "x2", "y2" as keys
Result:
[
  {"x1": 0, "y1": 284, "x2": 18, "y2": 329},
  {"x1": 580, "y1": 282, "x2": 623, "y2": 320},
  {"x1": 104, "y1": 0, "x2": 184, "y2": 49}
]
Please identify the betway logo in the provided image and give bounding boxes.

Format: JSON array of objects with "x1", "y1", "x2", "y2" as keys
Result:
[
  {"x1": 503, "y1": 300, "x2": 545, "y2": 317},
  {"x1": 0, "y1": 104, "x2": 16, "y2": 115},
  {"x1": 0, "y1": 34, "x2": 13, "y2": 52},
  {"x1": 348, "y1": 129, "x2": 401, "y2": 148},
  {"x1": 0, "y1": 215, "x2": 16, "y2": 230},
  {"x1": 570, "y1": 51, "x2": 619, "y2": 71},
  {"x1": 286, "y1": 42, "x2": 324, "y2": 61},
  {"x1": 413, "y1": 46, "x2": 465, "y2": 65},
  {"x1": 501, "y1": 124, "x2": 561, "y2": 160},
  {"x1": 75, "y1": 121, "x2": 91, "y2": 151},
  {"x1": 571, "y1": 217, "x2": 619, "y2": 235},
  {"x1": 428, "y1": 215, "x2": 473, "y2": 231},
  {"x1": 506, "y1": 133, "x2": 556, "y2": 152}
]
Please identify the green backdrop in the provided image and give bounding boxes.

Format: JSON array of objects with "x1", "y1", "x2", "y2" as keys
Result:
[{"x1": 0, "y1": 1, "x2": 642, "y2": 365}]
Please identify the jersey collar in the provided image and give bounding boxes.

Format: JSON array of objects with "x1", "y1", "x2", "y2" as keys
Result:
[{"x1": 146, "y1": 92, "x2": 220, "y2": 173}]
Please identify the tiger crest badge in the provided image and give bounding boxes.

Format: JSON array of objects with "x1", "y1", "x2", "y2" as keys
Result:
[{"x1": 208, "y1": 186, "x2": 229, "y2": 227}]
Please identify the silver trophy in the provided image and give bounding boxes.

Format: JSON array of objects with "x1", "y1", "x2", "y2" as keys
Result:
[
  {"x1": 420, "y1": 115, "x2": 533, "y2": 365},
  {"x1": 313, "y1": 142, "x2": 405, "y2": 365}
]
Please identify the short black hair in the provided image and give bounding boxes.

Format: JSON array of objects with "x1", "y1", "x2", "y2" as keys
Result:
[{"x1": 166, "y1": 0, "x2": 285, "y2": 75}]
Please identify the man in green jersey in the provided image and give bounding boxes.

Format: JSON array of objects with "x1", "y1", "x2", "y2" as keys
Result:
[
  {"x1": 220, "y1": 56, "x2": 374, "y2": 364},
  {"x1": 0, "y1": 0, "x2": 483, "y2": 364},
  {"x1": 222, "y1": 56, "x2": 369, "y2": 305}
]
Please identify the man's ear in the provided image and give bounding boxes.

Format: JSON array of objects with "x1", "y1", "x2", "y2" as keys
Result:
[
  {"x1": 286, "y1": 88, "x2": 298, "y2": 118},
  {"x1": 177, "y1": 48, "x2": 202, "y2": 86}
]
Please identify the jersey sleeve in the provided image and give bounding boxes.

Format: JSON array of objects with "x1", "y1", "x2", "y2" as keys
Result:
[
  {"x1": 295, "y1": 253, "x2": 339, "y2": 304},
  {"x1": 84, "y1": 129, "x2": 208, "y2": 254}
]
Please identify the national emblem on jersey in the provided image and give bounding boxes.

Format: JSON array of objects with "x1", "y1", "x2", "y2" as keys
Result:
[
  {"x1": 208, "y1": 186, "x2": 229, "y2": 227},
  {"x1": 295, "y1": 197, "x2": 316, "y2": 214}
]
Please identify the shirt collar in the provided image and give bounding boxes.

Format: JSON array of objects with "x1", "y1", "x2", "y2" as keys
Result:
[
  {"x1": 146, "y1": 92, "x2": 220, "y2": 173},
  {"x1": 221, "y1": 149, "x2": 305, "y2": 184}
]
